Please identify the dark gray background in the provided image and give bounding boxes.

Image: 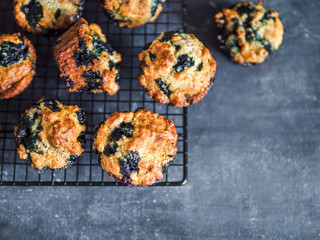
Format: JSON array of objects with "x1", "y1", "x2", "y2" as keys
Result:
[{"x1": 1, "y1": 0, "x2": 320, "y2": 239}]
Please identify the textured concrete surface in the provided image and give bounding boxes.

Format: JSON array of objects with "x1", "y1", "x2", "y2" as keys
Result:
[{"x1": 1, "y1": 0, "x2": 320, "y2": 239}]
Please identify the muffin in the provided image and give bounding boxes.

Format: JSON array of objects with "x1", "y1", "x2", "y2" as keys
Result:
[
  {"x1": 93, "y1": 109, "x2": 177, "y2": 186},
  {"x1": 138, "y1": 30, "x2": 217, "y2": 107},
  {"x1": 0, "y1": 33, "x2": 36, "y2": 99},
  {"x1": 13, "y1": 0, "x2": 84, "y2": 34},
  {"x1": 53, "y1": 18, "x2": 122, "y2": 94},
  {"x1": 97, "y1": 0, "x2": 166, "y2": 28},
  {"x1": 215, "y1": 1, "x2": 284, "y2": 65},
  {"x1": 14, "y1": 98, "x2": 86, "y2": 171}
]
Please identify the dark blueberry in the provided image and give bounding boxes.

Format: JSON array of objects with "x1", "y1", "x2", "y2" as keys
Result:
[
  {"x1": 115, "y1": 71, "x2": 120, "y2": 84},
  {"x1": 68, "y1": 154, "x2": 79, "y2": 162},
  {"x1": 263, "y1": 11, "x2": 275, "y2": 21},
  {"x1": 159, "y1": 30, "x2": 184, "y2": 42},
  {"x1": 142, "y1": 42, "x2": 152, "y2": 50},
  {"x1": 231, "y1": 18, "x2": 239, "y2": 32},
  {"x1": 155, "y1": 78, "x2": 173, "y2": 98},
  {"x1": 174, "y1": 45, "x2": 181, "y2": 51},
  {"x1": 43, "y1": 99, "x2": 61, "y2": 112},
  {"x1": 105, "y1": 9, "x2": 115, "y2": 20},
  {"x1": 109, "y1": 122, "x2": 134, "y2": 142},
  {"x1": 226, "y1": 38, "x2": 240, "y2": 50},
  {"x1": 236, "y1": 3, "x2": 255, "y2": 16},
  {"x1": 104, "y1": 142, "x2": 118, "y2": 156},
  {"x1": 173, "y1": 54, "x2": 195, "y2": 73},
  {"x1": 197, "y1": 62, "x2": 203, "y2": 71},
  {"x1": 77, "y1": 132, "x2": 86, "y2": 149},
  {"x1": 245, "y1": 31, "x2": 254, "y2": 42},
  {"x1": 109, "y1": 60, "x2": 115, "y2": 70},
  {"x1": 0, "y1": 41, "x2": 29, "y2": 67},
  {"x1": 81, "y1": 70, "x2": 103, "y2": 92},
  {"x1": 54, "y1": 9, "x2": 61, "y2": 20},
  {"x1": 92, "y1": 37, "x2": 114, "y2": 55},
  {"x1": 185, "y1": 94, "x2": 194, "y2": 105},
  {"x1": 149, "y1": 52, "x2": 156, "y2": 61},
  {"x1": 76, "y1": 109, "x2": 86, "y2": 125},
  {"x1": 21, "y1": 0, "x2": 43, "y2": 30},
  {"x1": 73, "y1": 38, "x2": 97, "y2": 67},
  {"x1": 63, "y1": 77, "x2": 75, "y2": 89},
  {"x1": 119, "y1": 151, "x2": 141, "y2": 178},
  {"x1": 15, "y1": 115, "x2": 37, "y2": 151}
]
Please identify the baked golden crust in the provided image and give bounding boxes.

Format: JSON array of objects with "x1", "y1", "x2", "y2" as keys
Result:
[
  {"x1": 0, "y1": 33, "x2": 36, "y2": 99},
  {"x1": 13, "y1": 0, "x2": 84, "y2": 34},
  {"x1": 14, "y1": 98, "x2": 86, "y2": 171},
  {"x1": 215, "y1": 1, "x2": 284, "y2": 65},
  {"x1": 53, "y1": 18, "x2": 122, "y2": 94},
  {"x1": 93, "y1": 109, "x2": 178, "y2": 186},
  {"x1": 98, "y1": 0, "x2": 165, "y2": 28},
  {"x1": 138, "y1": 30, "x2": 217, "y2": 107}
]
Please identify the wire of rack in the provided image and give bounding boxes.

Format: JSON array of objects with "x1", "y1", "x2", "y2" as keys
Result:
[{"x1": 0, "y1": 0, "x2": 188, "y2": 186}]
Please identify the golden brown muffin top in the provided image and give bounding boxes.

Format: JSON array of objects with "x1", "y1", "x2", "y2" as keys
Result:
[
  {"x1": 0, "y1": 33, "x2": 36, "y2": 99},
  {"x1": 53, "y1": 17, "x2": 122, "y2": 94},
  {"x1": 215, "y1": 1, "x2": 284, "y2": 65},
  {"x1": 13, "y1": 0, "x2": 84, "y2": 34},
  {"x1": 93, "y1": 109, "x2": 178, "y2": 186},
  {"x1": 138, "y1": 30, "x2": 217, "y2": 107},
  {"x1": 14, "y1": 99, "x2": 86, "y2": 171},
  {"x1": 98, "y1": 0, "x2": 165, "y2": 28}
]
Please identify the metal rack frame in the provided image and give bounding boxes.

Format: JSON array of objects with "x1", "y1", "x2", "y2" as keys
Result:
[{"x1": 0, "y1": 0, "x2": 188, "y2": 186}]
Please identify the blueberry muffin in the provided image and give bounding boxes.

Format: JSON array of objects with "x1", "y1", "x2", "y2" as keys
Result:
[
  {"x1": 138, "y1": 30, "x2": 217, "y2": 107},
  {"x1": 13, "y1": 0, "x2": 84, "y2": 34},
  {"x1": 215, "y1": 1, "x2": 284, "y2": 65},
  {"x1": 93, "y1": 109, "x2": 177, "y2": 186},
  {"x1": 53, "y1": 18, "x2": 122, "y2": 94},
  {"x1": 0, "y1": 33, "x2": 36, "y2": 99},
  {"x1": 14, "y1": 98, "x2": 86, "y2": 171},
  {"x1": 97, "y1": 0, "x2": 165, "y2": 28}
]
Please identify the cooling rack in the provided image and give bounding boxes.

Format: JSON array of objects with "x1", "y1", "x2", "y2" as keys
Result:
[{"x1": 0, "y1": 0, "x2": 188, "y2": 186}]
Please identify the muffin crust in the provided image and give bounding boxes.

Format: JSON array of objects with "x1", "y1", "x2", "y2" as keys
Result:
[
  {"x1": 14, "y1": 98, "x2": 86, "y2": 171},
  {"x1": 93, "y1": 109, "x2": 178, "y2": 186},
  {"x1": 53, "y1": 18, "x2": 122, "y2": 94},
  {"x1": 0, "y1": 33, "x2": 36, "y2": 99},
  {"x1": 138, "y1": 30, "x2": 217, "y2": 107},
  {"x1": 13, "y1": 0, "x2": 84, "y2": 34},
  {"x1": 215, "y1": 1, "x2": 284, "y2": 65},
  {"x1": 97, "y1": 0, "x2": 166, "y2": 28}
]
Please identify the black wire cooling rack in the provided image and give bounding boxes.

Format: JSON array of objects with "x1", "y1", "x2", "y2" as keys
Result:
[{"x1": 0, "y1": 0, "x2": 188, "y2": 186}]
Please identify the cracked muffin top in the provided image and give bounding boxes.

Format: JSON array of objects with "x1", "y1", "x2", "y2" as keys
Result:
[
  {"x1": 215, "y1": 1, "x2": 284, "y2": 65},
  {"x1": 53, "y1": 18, "x2": 122, "y2": 94},
  {"x1": 13, "y1": 0, "x2": 84, "y2": 34},
  {"x1": 97, "y1": 0, "x2": 166, "y2": 28},
  {"x1": 93, "y1": 109, "x2": 178, "y2": 186},
  {"x1": 0, "y1": 33, "x2": 36, "y2": 99},
  {"x1": 138, "y1": 30, "x2": 217, "y2": 107},
  {"x1": 14, "y1": 98, "x2": 86, "y2": 171}
]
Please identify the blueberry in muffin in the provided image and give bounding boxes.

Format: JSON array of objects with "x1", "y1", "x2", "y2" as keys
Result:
[
  {"x1": 93, "y1": 109, "x2": 177, "y2": 186},
  {"x1": 138, "y1": 30, "x2": 217, "y2": 107},
  {"x1": 0, "y1": 33, "x2": 36, "y2": 99},
  {"x1": 53, "y1": 18, "x2": 122, "y2": 94},
  {"x1": 14, "y1": 98, "x2": 86, "y2": 171},
  {"x1": 97, "y1": 0, "x2": 166, "y2": 28},
  {"x1": 13, "y1": 0, "x2": 84, "y2": 34},
  {"x1": 215, "y1": 1, "x2": 284, "y2": 65}
]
